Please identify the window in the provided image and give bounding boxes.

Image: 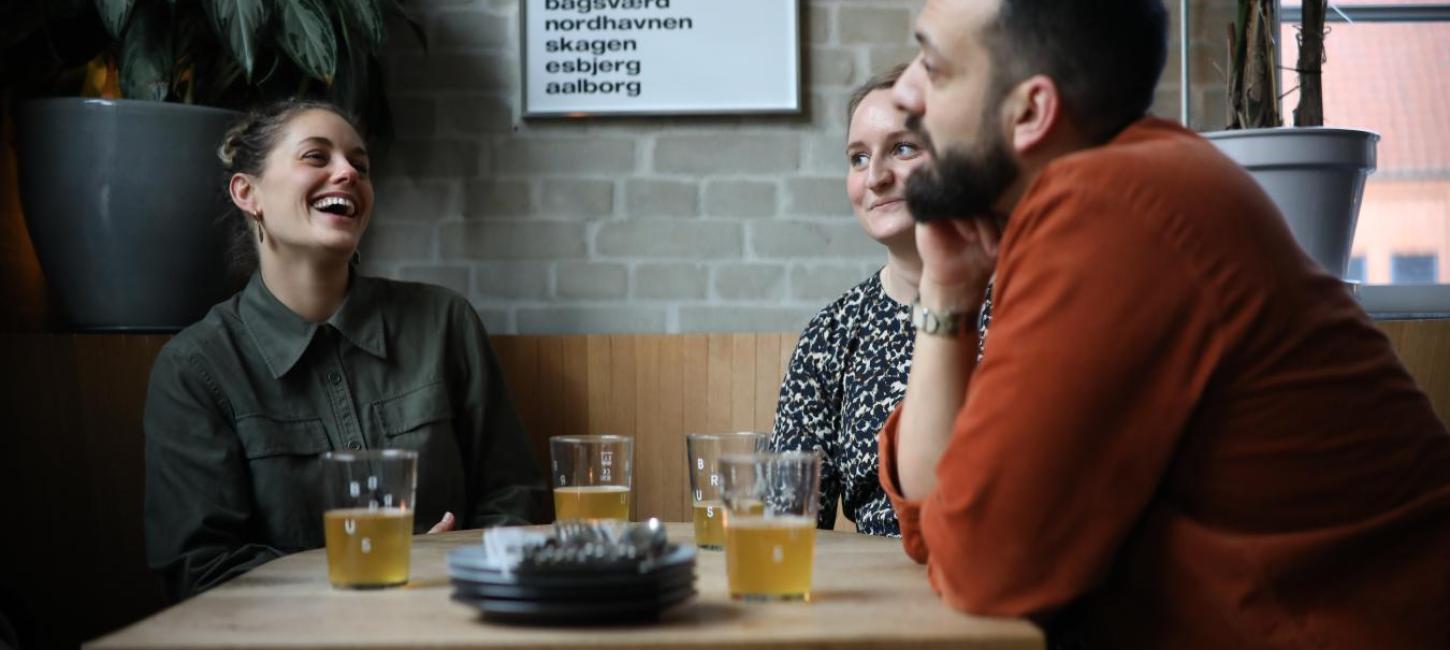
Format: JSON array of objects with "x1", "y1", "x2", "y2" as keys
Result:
[
  {"x1": 1391, "y1": 254, "x2": 1438, "y2": 284},
  {"x1": 1347, "y1": 255, "x2": 1367, "y2": 283},
  {"x1": 1280, "y1": 1, "x2": 1450, "y2": 312}
]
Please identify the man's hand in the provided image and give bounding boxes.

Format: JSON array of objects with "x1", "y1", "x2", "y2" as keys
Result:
[
  {"x1": 895, "y1": 216, "x2": 1001, "y2": 500},
  {"x1": 916, "y1": 217, "x2": 1000, "y2": 309}
]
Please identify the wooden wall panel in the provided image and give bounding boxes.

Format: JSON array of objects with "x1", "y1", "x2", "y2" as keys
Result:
[
  {"x1": 632, "y1": 337, "x2": 664, "y2": 521},
  {"x1": 1377, "y1": 320, "x2": 1450, "y2": 426},
  {"x1": 0, "y1": 335, "x2": 168, "y2": 650},
  {"x1": 0, "y1": 332, "x2": 802, "y2": 648},
  {"x1": 482, "y1": 334, "x2": 798, "y2": 521},
  {"x1": 491, "y1": 334, "x2": 797, "y2": 522},
  {"x1": 11, "y1": 324, "x2": 1445, "y2": 648},
  {"x1": 676, "y1": 335, "x2": 707, "y2": 516},
  {"x1": 704, "y1": 334, "x2": 732, "y2": 434},
  {"x1": 755, "y1": 334, "x2": 783, "y2": 433}
]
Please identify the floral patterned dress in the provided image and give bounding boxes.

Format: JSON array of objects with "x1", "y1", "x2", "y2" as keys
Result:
[{"x1": 770, "y1": 270, "x2": 992, "y2": 536}]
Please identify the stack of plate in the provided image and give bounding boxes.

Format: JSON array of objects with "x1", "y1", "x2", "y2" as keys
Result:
[{"x1": 447, "y1": 544, "x2": 697, "y2": 625}]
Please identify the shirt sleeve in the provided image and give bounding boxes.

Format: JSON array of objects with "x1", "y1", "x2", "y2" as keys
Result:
[
  {"x1": 878, "y1": 390, "x2": 936, "y2": 565},
  {"x1": 882, "y1": 175, "x2": 1224, "y2": 618},
  {"x1": 143, "y1": 343, "x2": 283, "y2": 601},
  {"x1": 770, "y1": 318, "x2": 844, "y2": 530},
  {"x1": 454, "y1": 303, "x2": 548, "y2": 528}
]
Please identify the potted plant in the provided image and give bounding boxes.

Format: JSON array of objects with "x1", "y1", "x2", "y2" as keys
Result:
[
  {"x1": 1203, "y1": 0, "x2": 1378, "y2": 279},
  {"x1": 2, "y1": 0, "x2": 421, "y2": 331}
]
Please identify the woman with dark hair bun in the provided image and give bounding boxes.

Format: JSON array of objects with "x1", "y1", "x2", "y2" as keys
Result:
[{"x1": 143, "y1": 99, "x2": 544, "y2": 600}]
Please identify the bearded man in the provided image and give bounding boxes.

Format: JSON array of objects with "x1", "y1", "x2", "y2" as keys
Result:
[{"x1": 878, "y1": 1, "x2": 1450, "y2": 648}]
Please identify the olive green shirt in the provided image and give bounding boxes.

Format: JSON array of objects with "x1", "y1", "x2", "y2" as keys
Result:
[{"x1": 144, "y1": 273, "x2": 544, "y2": 600}]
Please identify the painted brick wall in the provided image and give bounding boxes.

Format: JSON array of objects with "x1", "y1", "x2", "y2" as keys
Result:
[{"x1": 363, "y1": 0, "x2": 1232, "y2": 334}]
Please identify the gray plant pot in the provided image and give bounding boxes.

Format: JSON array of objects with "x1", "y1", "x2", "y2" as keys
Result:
[
  {"x1": 1203, "y1": 127, "x2": 1379, "y2": 279},
  {"x1": 16, "y1": 98, "x2": 240, "y2": 331}
]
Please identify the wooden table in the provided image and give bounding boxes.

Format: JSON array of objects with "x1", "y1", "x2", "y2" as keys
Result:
[{"x1": 86, "y1": 524, "x2": 1043, "y2": 650}]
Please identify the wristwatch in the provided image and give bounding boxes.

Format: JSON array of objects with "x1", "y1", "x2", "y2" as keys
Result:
[{"x1": 911, "y1": 299, "x2": 969, "y2": 337}]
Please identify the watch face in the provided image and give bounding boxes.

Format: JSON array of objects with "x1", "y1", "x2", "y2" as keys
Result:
[{"x1": 913, "y1": 303, "x2": 964, "y2": 336}]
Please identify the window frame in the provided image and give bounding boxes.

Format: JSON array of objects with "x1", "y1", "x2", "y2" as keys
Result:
[
  {"x1": 1277, "y1": 3, "x2": 1450, "y2": 315},
  {"x1": 1282, "y1": 4, "x2": 1450, "y2": 23}
]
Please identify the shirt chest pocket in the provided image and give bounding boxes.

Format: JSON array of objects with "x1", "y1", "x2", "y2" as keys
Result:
[
  {"x1": 234, "y1": 415, "x2": 331, "y2": 548},
  {"x1": 372, "y1": 381, "x2": 454, "y2": 451},
  {"x1": 235, "y1": 416, "x2": 331, "y2": 460}
]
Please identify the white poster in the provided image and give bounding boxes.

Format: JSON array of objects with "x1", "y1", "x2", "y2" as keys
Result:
[{"x1": 522, "y1": 0, "x2": 801, "y2": 116}]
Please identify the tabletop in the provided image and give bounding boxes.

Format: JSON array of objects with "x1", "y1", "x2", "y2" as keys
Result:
[{"x1": 86, "y1": 523, "x2": 1044, "y2": 650}]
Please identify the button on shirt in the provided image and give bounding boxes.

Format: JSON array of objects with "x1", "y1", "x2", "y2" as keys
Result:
[{"x1": 144, "y1": 273, "x2": 545, "y2": 601}]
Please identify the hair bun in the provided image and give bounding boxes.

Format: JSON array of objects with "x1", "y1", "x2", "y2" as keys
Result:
[{"x1": 217, "y1": 124, "x2": 248, "y2": 169}]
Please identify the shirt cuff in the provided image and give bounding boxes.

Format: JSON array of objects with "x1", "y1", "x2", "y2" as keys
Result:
[{"x1": 877, "y1": 404, "x2": 929, "y2": 563}]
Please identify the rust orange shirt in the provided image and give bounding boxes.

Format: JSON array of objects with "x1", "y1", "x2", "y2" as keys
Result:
[{"x1": 879, "y1": 118, "x2": 1450, "y2": 649}]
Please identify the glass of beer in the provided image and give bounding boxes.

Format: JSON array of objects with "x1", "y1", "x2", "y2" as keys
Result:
[
  {"x1": 320, "y1": 449, "x2": 417, "y2": 589},
  {"x1": 549, "y1": 434, "x2": 633, "y2": 521},
  {"x1": 719, "y1": 450, "x2": 823, "y2": 601},
  {"x1": 686, "y1": 432, "x2": 768, "y2": 550}
]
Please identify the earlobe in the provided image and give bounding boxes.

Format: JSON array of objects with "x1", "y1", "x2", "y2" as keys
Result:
[{"x1": 1009, "y1": 75, "x2": 1059, "y2": 154}]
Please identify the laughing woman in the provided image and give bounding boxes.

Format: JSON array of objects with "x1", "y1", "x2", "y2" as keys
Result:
[
  {"x1": 143, "y1": 99, "x2": 544, "y2": 600},
  {"x1": 770, "y1": 65, "x2": 992, "y2": 537}
]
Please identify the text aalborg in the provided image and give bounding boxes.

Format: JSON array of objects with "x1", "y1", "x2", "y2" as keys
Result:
[{"x1": 542, "y1": 0, "x2": 692, "y2": 98}]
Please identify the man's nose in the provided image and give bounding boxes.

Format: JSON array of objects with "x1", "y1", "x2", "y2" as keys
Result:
[{"x1": 892, "y1": 55, "x2": 927, "y2": 116}]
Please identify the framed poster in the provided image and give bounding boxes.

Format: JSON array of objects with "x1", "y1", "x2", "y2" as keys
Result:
[{"x1": 521, "y1": 0, "x2": 802, "y2": 117}]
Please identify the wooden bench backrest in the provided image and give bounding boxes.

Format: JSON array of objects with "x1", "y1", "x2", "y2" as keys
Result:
[
  {"x1": 491, "y1": 334, "x2": 798, "y2": 522},
  {"x1": 3, "y1": 322, "x2": 1449, "y2": 648}
]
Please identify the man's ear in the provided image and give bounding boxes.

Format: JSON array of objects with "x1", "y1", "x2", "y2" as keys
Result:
[
  {"x1": 229, "y1": 173, "x2": 258, "y2": 216},
  {"x1": 1003, "y1": 74, "x2": 1061, "y2": 155}
]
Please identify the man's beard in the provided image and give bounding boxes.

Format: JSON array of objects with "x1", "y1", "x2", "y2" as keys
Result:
[{"x1": 904, "y1": 114, "x2": 1020, "y2": 223}]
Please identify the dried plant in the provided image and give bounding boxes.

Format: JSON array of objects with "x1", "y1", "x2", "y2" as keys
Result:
[
  {"x1": 1226, "y1": 0, "x2": 1329, "y2": 129},
  {"x1": 1292, "y1": 0, "x2": 1327, "y2": 126},
  {"x1": 1227, "y1": 0, "x2": 1280, "y2": 128}
]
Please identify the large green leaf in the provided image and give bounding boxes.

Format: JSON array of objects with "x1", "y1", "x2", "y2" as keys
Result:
[
  {"x1": 1, "y1": 2, "x2": 47, "y2": 48},
  {"x1": 337, "y1": 0, "x2": 385, "y2": 51},
  {"x1": 386, "y1": 0, "x2": 426, "y2": 50},
  {"x1": 49, "y1": 0, "x2": 92, "y2": 20},
  {"x1": 119, "y1": 0, "x2": 172, "y2": 100},
  {"x1": 95, "y1": 0, "x2": 137, "y2": 39},
  {"x1": 330, "y1": 22, "x2": 369, "y2": 121},
  {"x1": 276, "y1": 0, "x2": 337, "y2": 83},
  {"x1": 203, "y1": 0, "x2": 268, "y2": 80}
]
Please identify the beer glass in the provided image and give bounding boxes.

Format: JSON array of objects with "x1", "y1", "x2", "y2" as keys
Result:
[
  {"x1": 549, "y1": 435, "x2": 633, "y2": 521},
  {"x1": 320, "y1": 449, "x2": 417, "y2": 589},
  {"x1": 686, "y1": 432, "x2": 768, "y2": 550},
  {"x1": 718, "y1": 451, "x2": 823, "y2": 601}
]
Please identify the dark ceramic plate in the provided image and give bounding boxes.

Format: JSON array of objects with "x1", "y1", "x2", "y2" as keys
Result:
[
  {"x1": 451, "y1": 585, "x2": 696, "y2": 626},
  {"x1": 447, "y1": 559, "x2": 694, "y2": 589},
  {"x1": 449, "y1": 569, "x2": 694, "y2": 601}
]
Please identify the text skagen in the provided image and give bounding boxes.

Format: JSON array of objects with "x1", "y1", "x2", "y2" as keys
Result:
[{"x1": 545, "y1": 37, "x2": 638, "y2": 56}]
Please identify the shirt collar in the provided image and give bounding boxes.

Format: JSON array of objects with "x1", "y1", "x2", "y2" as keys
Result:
[
  {"x1": 328, "y1": 274, "x2": 388, "y2": 362},
  {"x1": 239, "y1": 272, "x2": 389, "y2": 379}
]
